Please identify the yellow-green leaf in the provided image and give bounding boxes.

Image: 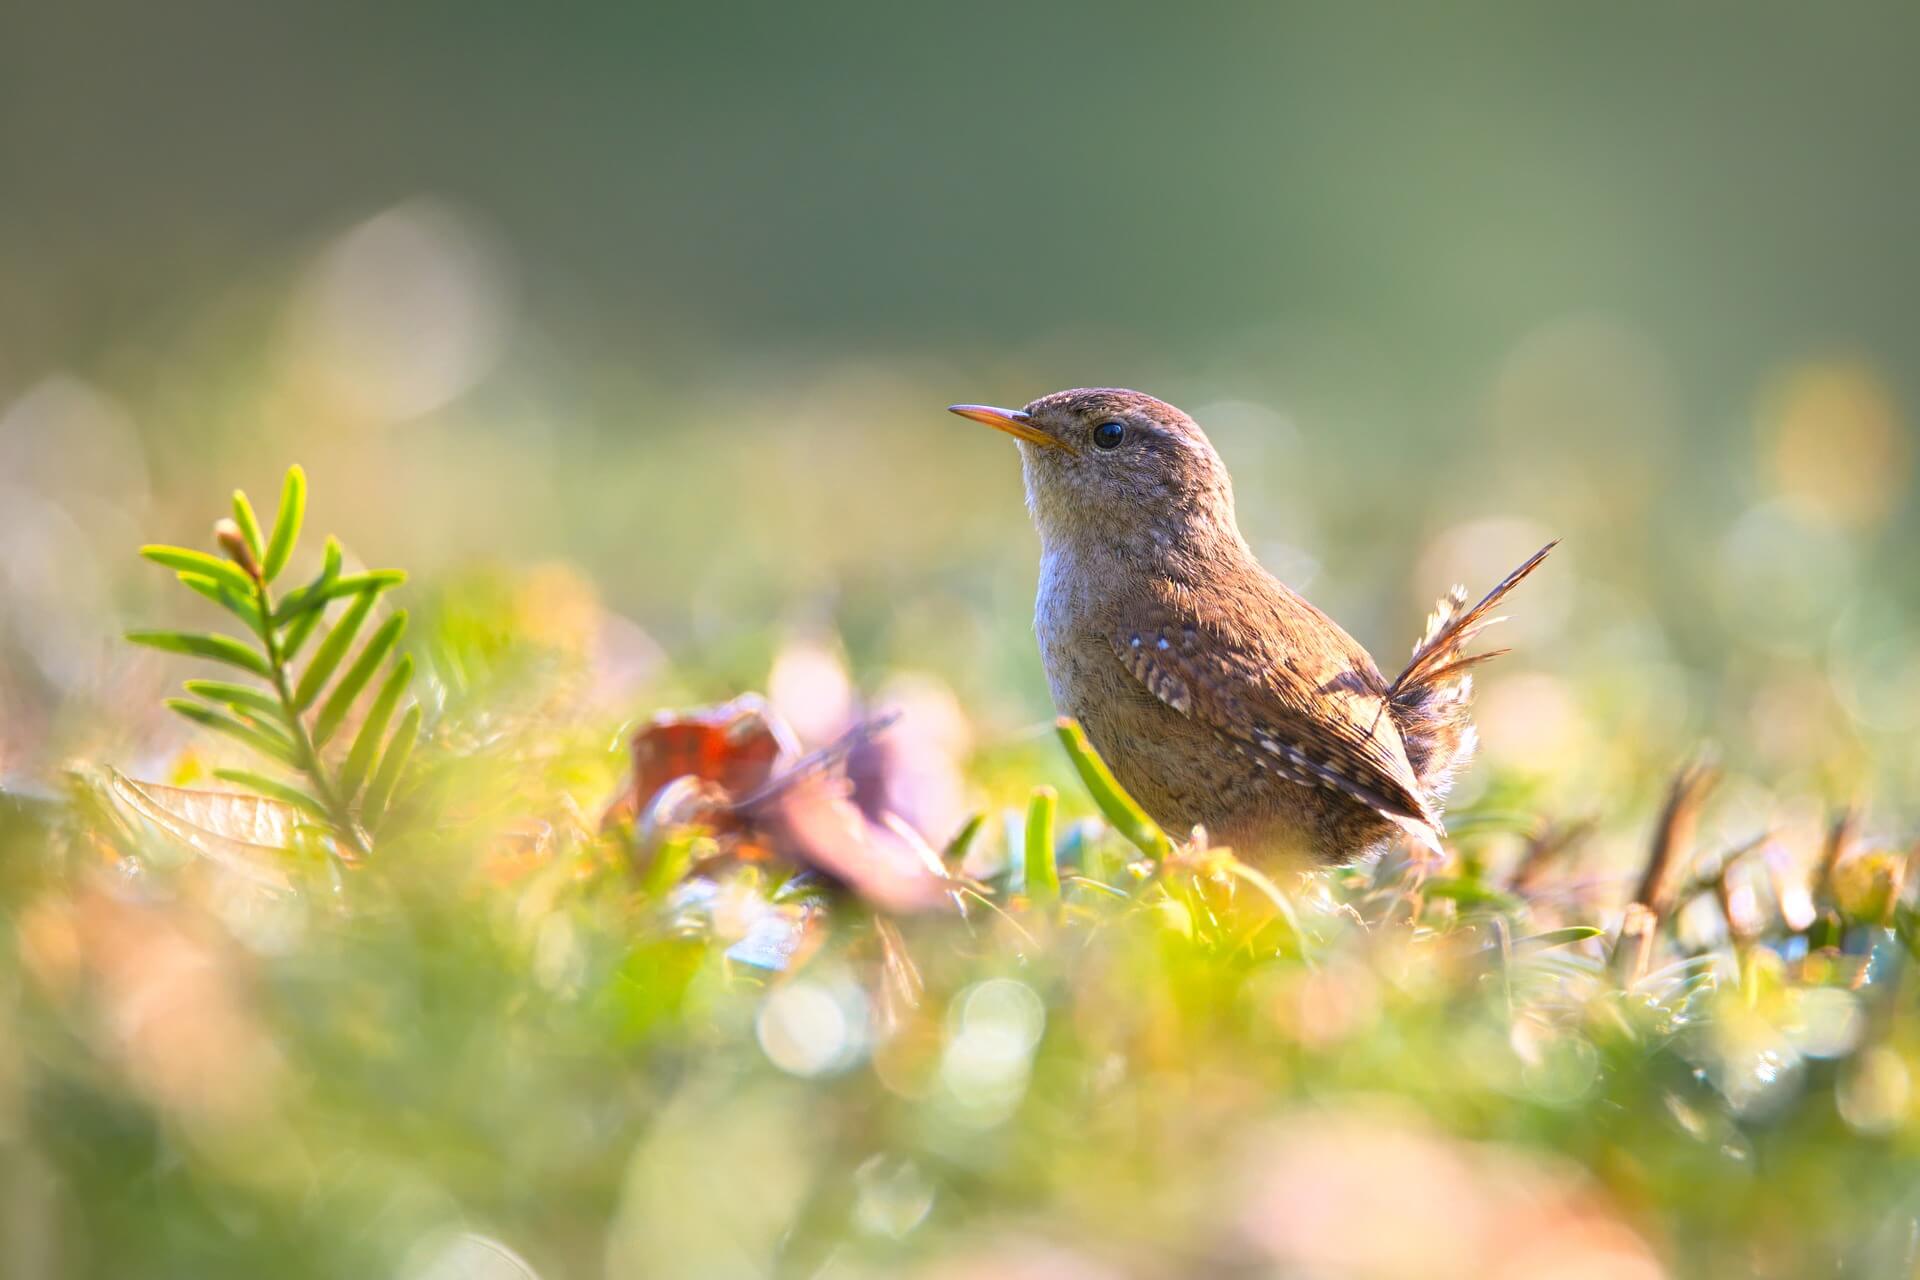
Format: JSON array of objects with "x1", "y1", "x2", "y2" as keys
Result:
[
  {"x1": 261, "y1": 464, "x2": 306, "y2": 581},
  {"x1": 210, "y1": 769, "x2": 334, "y2": 825},
  {"x1": 361, "y1": 704, "x2": 420, "y2": 829},
  {"x1": 141, "y1": 545, "x2": 253, "y2": 596},
  {"x1": 1055, "y1": 718, "x2": 1168, "y2": 860},
  {"x1": 231, "y1": 489, "x2": 265, "y2": 559},
  {"x1": 175, "y1": 572, "x2": 264, "y2": 631},
  {"x1": 1023, "y1": 785, "x2": 1060, "y2": 903},
  {"x1": 274, "y1": 569, "x2": 404, "y2": 626},
  {"x1": 183, "y1": 679, "x2": 286, "y2": 722},
  {"x1": 313, "y1": 611, "x2": 407, "y2": 747},
  {"x1": 339, "y1": 656, "x2": 411, "y2": 802},
  {"x1": 165, "y1": 698, "x2": 300, "y2": 767},
  {"x1": 127, "y1": 629, "x2": 271, "y2": 679},
  {"x1": 292, "y1": 591, "x2": 376, "y2": 711}
]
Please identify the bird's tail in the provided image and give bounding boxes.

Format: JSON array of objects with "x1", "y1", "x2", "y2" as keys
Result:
[{"x1": 1388, "y1": 541, "x2": 1557, "y2": 802}]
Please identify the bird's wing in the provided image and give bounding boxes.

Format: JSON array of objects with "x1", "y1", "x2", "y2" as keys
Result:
[{"x1": 1106, "y1": 604, "x2": 1443, "y2": 848}]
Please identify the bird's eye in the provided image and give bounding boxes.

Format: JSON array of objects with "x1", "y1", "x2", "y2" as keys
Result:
[{"x1": 1092, "y1": 421, "x2": 1126, "y2": 450}]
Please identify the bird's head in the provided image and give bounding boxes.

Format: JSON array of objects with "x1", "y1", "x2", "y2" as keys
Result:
[{"x1": 948, "y1": 388, "x2": 1239, "y2": 554}]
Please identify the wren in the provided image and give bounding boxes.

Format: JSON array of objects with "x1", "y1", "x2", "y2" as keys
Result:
[{"x1": 950, "y1": 388, "x2": 1553, "y2": 865}]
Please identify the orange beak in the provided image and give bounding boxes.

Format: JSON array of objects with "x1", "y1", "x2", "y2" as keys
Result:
[{"x1": 947, "y1": 404, "x2": 1075, "y2": 452}]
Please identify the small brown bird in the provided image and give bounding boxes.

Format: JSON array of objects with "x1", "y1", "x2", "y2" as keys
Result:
[{"x1": 950, "y1": 388, "x2": 1554, "y2": 865}]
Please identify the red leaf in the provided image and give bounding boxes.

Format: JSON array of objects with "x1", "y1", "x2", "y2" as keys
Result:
[{"x1": 603, "y1": 694, "x2": 796, "y2": 831}]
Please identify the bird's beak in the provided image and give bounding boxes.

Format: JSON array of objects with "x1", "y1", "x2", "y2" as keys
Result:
[{"x1": 947, "y1": 404, "x2": 1075, "y2": 452}]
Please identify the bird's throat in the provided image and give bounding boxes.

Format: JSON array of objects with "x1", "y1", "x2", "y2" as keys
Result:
[{"x1": 1031, "y1": 503, "x2": 1256, "y2": 597}]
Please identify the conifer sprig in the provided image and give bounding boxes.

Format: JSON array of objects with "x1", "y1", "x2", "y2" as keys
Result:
[{"x1": 129, "y1": 465, "x2": 418, "y2": 858}]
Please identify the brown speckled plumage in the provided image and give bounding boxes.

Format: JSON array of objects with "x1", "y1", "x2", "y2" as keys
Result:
[{"x1": 950, "y1": 388, "x2": 1555, "y2": 866}]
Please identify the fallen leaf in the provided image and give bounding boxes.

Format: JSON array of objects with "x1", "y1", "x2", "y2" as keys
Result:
[
  {"x1": 744, "y1": 770, "x2": 951, "y2": 913},
  {"x1": 638, "y1": 695, "x2": 792, "y2": 798},
  {"x1": 106, "y1": 770, "x2": 302, "y2": 890},
  {"x1": 602, "y1": 694, "x2": 796, "y2": 831},
  {"x1": 608, "y1": 696, "x2": 950, "y2": 912}
]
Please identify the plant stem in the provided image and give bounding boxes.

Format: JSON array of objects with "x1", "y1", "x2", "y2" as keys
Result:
[{"x1": 251, "y1": 576, "x2": 371, "y2": 860}]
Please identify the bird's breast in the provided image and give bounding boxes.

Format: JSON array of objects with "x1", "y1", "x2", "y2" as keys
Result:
[
  {"x1": 1033, "y1": 548, "x2": 1087, "y2": 711},
  {"x1": 1033, "y1": 547, "x2": 1165, "y2": 728}
]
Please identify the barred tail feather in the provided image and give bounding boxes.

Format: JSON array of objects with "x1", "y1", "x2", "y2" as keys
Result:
[{"x1": 1389, "y1": 541, "x2": 1557, "y2": 800}]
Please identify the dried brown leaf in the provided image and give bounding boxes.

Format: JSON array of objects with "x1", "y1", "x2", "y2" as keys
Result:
[
  {"x1": 1633, "y1": 757, "x2": 1720, "y2": 920},
  {"x1": 106, "y1": 770, "x2": 299, "y2": 890}
]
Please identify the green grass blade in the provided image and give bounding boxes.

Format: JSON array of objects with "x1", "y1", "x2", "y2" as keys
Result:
[
  {"x1": 261, "y1": 464, "x2": 306, "y2": 582},
  {"x1": 127, "y1": 629, "x2": 271, "y2": 679},
  {"x1": 338, "y1": 656, "x2": 411, "y2": 802},
  {"x1": 183, "y1": 679, "x2": 287, "y2": 722},
  {"x1": 1054, "y1": 718, "x2": 1169, "y2": 860},
  {"x1": 175, "y1": 573, "x2": 265, "y2": 632},
  {"x1": 1517, "y1": 925, "x2": 1607, "y2": 953},
  {"x1": 166, "y1": 698, "x2": 300, "y2": 767},
  {"x1": 312, "y1": 612, "x2": 407, "y2": 747},
  {"x1": 292, "y1": 591, "x2": 376, "y2": 712},
  {"x1": 141, "y1": 545, "x2": 253, "y2": 597},
  {"x1": 210, "y1": 768, "x2": 332, "y2": 824},
  {"x1": 942, "y1": 812, "x2": 985, "y2": 868},
  {"x1": 1023, "y1": 785, "x2": 1060, "y2": 904},
  {"x1": 360, "y1": 704, "x2": 419, "y2": 829}
]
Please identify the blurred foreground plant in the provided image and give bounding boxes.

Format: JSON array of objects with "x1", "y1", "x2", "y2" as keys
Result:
[
  {"x1": 126, "y1": 465, "x2": 417, "y2": 859},
  {"x1": 15, "y1": 489, "x2": 1917, "y2": 1279}
]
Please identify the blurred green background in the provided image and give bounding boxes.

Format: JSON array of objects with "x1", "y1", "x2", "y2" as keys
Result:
[
  {"x1": 7, "y1": 7, "x2": 1920, "y2": 1279},
  {"x1": 4, "y1": 0, "x2": 1918, "y2": 864}
]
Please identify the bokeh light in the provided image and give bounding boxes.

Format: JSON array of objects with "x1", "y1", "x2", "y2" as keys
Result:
[{"x1": 5, "y1": 5, "x2": 1920, "y2": 1276}]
